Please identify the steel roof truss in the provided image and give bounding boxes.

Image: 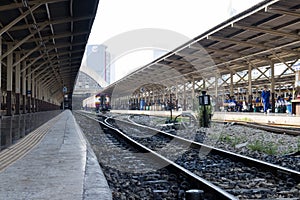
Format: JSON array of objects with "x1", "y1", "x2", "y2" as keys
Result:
[
  {"x1": 235, "y1": 72, "x2": 249, "y2": 85},
  {"x1": 13, "y1": 45, "x2": 41, "y2": 67},
  {"x1": 0, "y1": 3, "x2": 41, "y2": 36},
  {"x1": 267, "y1": 7, "x2": 300, "y2": 18},
  {"x1": 219, "y1": 76, "x2": 231, "y2": 88},
  {"x1": 0, "y1": 0, "x2": 69, "y2": 12},
  {"x1": 233, "y1": 24, "x2": 300, "y2": 40},
  {"x1": 29, "y1": 55, "x2": 56, "y2": 77},
  {"x1": 1, "y1": 24, "x2": 47, "y2": 60},
  {"x1": 256, "y1": 67, "x2": 270, "y2": 81},
  {"x1": 272, "y1": 52, "x2": 297, "y2": 74}
]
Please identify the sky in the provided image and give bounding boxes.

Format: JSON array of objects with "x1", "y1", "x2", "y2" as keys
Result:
[{"x1": 86, "y1": 0, "x2": 264, "y2": 82}]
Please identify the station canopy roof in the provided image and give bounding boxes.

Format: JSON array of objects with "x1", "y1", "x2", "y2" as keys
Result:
[
  {"x1": 0, "y1": 0, "x2": 99, "y2": 95},
  {"x1": 102, "y1": 0, "x2": 300, "y2": 97}
]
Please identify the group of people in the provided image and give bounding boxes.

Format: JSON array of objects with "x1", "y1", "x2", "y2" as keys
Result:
[
  {"x1": 223, "y1": 95, "x2": 246, "y2": 112},
  {"x1": 224, "y1": 86, "x2": 292, "y2": 114},
  {"x1": 261, "y1": 86, "x2": 293, "y2": 114}
]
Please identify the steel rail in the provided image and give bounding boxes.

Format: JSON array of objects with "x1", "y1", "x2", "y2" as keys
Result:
[
  {"x1": 213, "y1": 119, "x2": 300, "y2": 136},
  {"x1": 123, "y1": 115, "x2": 300, "y2": 182},
  {"x1": 75, "y1": 111, "x2": 237, "y2": 200}
]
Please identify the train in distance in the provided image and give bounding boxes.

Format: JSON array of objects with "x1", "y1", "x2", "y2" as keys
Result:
[{"x1": 82, "y1": 93, "x2": 111, "y2": 113}]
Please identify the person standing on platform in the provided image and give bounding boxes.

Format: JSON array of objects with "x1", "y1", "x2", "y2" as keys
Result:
[{"x1": 261, "y1": 86, "x2": 270, "y2": 114}]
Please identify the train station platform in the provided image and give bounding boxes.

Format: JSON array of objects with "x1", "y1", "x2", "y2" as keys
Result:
[
  {"x1": 0, "y1": 110, "x2": 112, "y2": 200},
  {"x1": 110, "y1": 110, "x2": 300, "y2": 126}
]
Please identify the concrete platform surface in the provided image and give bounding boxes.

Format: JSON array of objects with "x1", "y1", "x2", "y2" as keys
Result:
[
  {"x1": 214, "y1": 111, "x2": 300, "y2": 126},
  {"x1": 110, "y1": 110, "x2": 300, "y2": 126},
  {"x1": 0, "y1": 110, "x2": 112, "y2": 200}
]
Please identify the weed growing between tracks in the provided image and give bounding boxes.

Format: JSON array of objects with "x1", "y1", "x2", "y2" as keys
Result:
[{"x1": 248, "y1": 140, "x2": 278, "y2": 155}]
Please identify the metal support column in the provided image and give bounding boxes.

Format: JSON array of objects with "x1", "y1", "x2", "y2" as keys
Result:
[
  {"x1": 15, "y1": 52, "x2": 21, "y2": 114},
  {"x1": 22, "y1": 61, "x2": 26, "y2": 114},
  {"x1": 183, "y1": 83, "x2": 186, "y2": 111},
  {"x1": 35, "y1": 79, "x2": 39, "y2": 112},
  {"x1": 0, "y1": 37, "x2": 2, "y2": 116},
  {"x1": 27, "y1": 67, "x2": 31, "y2": 113},
  {"x1": 137, "y1": 93, "x2": 140, "y2": 110},
  {"x1": 6, "y1": 44, "x2": 13, "y2": 116},
  {"x1": 215, "y1": 76, "x2": 218, "y2": 111},
  {"x1": 248, "y1": 64, "x2": 253, "y2": 111},
  {"x1": 32, "y1": 75, "x2": 35, "y2": 112},
  {"x1": 175, "y1": 82, "x2": 178, "y2": 100},
  {"x1": 162, "y1": 89, "x2": 165, "y2": 105},
  {"x1": 38, "y1": 80, "x2": 42, "y2": 111},
  {"x1": 230, "y1": 72, "x2": 234, "y2": 97},
  {"x1": 152, "y1": 88, "x2": 155, "y2": 111},
  {"x1": 270, "y1": 62, "x2": 275, "y2": 113},
  {"x1": 215, "y1": 76, "x2": 218, "y2": 97},
  {"x1": 192, "y1": 79, "x2": 195, "y2": 110}
]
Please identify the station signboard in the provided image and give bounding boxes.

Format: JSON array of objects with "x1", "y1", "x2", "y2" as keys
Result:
[{"x1": 63, "y1": 86, "x2": 67, "y2": 93}]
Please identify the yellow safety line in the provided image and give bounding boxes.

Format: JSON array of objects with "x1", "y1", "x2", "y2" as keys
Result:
[{"x1": 0, "y1": 114, "x2": 62, "y2": 172}]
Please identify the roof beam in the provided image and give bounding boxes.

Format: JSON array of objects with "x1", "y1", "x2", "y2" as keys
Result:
[
  {"x1": 233, "y1": 24, "x2": 300, "y2": 40},
  {"x1": 45, "y1": 42, "x2": 86, "y2": 51},
  {"x1": 58, "y1": 61, "x2": 81, "y2": 68},
  {"x1": 43, "y1": 77, "x2": 57, "y2": 89},
  {"x1": 208, "y1": 36, "x2": 300, "y2": 56},
  {"x1": 54, "y1": 55, "x2": 82, "y2": 63},
  {"x1": 0, "y1": 4, "x2": 41, "y2": 36},
  {"x1": 0, "y1": 0, "x2": 68, "y2": 12},
  {"x1": 24, "y1": 31, "x2": 90, "y2": 44},
  {"x1": 9, "y1": 16, "x2": 94, "y2": 32},
  {"x1": 35, "y1": 65, "x2": 52, "y2": 78},
  {"x1": 267, "y1": 8, "x2": 300, "y2": 18},
  {"x1": 46, "y1": 49, "x2": 84, "y2": 58},
  {"x1": 21, "y1": 53, "x2": 45, "y2": 73},
  {"x1": 26, "y1": 49, "x2": 84, "y2": 61},
  {"x1": 1, "y1": 24, "x2": 48, "y2": 59},
  {"x1": 27, "y1": 56, "x2": 56, "y2": 77},
  {"x1": 12, "y1": 45, "x2": 41, "y2": 67},
  {"x1": 209, "y1": 36, "x2": 267, "y2": 50},
  {"x1": 21, "y1": 41, "x2": 85, "y2": 54},
  {"x1": 192, "y1": 45, "x2": 270, "y2": 63}
]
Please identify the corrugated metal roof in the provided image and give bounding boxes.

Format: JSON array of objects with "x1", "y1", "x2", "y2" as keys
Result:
[
  {"x1": 0, "y1": 0, "x2": 99, "y2": 97},
  {"x1": 101, "y1": 0, "x2": 300, "y2": 96}
]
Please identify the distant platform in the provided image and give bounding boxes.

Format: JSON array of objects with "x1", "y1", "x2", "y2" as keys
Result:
[
  {"x1": 110, "y1": 110, "x2": 300, "y2": 126},
  {"x1": 215, "y1": 111, "x2": 300, "y2": 126}
]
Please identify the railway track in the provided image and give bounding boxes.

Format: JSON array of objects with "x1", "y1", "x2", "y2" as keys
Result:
[
  {"x1": 213, "y1": 119, "x2": 300, "y2": 136},
  {"x1": 108, "y1": 114, "x2": 300, "y2": 199},
  {"x1": 76, "y1": 111, "x2": 300, "y2": 199},
  {"x1": 74, "y1": 111, "x2": 236, "y2": 200},
  {"x1": 129, "y1": 114, "x2": 300, "y2": 171},
  {"x1": 112, "y1": 112, "x2": 300, "y2": 136}
]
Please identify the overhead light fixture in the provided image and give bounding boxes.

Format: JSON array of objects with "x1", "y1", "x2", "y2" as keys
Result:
[{"x1": 22, "y1": 0, "x2": 29, "y2": 8}]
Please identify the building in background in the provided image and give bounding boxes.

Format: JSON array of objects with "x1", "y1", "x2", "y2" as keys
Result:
[
  {"x1": 86, "y1": 44, "x2": 111, "y2": 84},
  {"x1": 72, "y1": 71, "x2": 102, "y2": 110},
  {"x1": 72, "y1": 45, "x2": 112, "y2": 110}
]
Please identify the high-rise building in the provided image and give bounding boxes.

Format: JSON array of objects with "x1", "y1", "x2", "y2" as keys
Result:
[{"x1": 86, "y1": 44, "x2": 111, "y2": 84}]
